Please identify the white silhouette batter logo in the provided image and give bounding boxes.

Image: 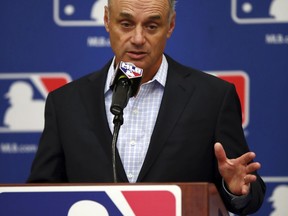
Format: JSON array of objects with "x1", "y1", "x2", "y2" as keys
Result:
[
  {"x1": 68, "y1": 200, "x2": 109, "y2": 216},
  {"x1": 270, "y1": 0, "x2": 288, "y2": 21},
  {"x1": 91, "y1": 0, "x2": 107, "y2": 25},
  {"x1": 268, "y1": 185, "x2": 288, "y2": 216},
  {"x1": 3, "y1": 81, "x2": 45, "y2": 131}
]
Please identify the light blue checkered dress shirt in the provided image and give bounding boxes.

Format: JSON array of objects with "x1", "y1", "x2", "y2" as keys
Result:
[{"x1": 104, "y1": 55, "x2": 168, "y2": 182}]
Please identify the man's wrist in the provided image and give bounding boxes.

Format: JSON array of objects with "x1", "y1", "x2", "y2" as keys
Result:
[{"x1": 222, "y1": 179, "x2": 252, "y2": 209}]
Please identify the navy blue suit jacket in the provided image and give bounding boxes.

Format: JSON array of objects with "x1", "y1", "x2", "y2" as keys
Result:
[{"x1": 28, "y1": 55, "x2": 265, "y2": 214}]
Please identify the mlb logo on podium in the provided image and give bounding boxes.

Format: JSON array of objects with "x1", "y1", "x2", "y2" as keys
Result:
[
  {"x1": 0, "y1": 185, "x2": 182, "y2": 216},
  {"x1": 0, "y1": 73, "x2": 71, "y2": 133},
  {"x1": 53, "y1": 0, "x2": 108, "y2": 26}
]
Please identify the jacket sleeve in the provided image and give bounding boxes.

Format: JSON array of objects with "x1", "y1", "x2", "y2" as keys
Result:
[{"x1": 214, "y1": 84, "x2": 266, "y2": 214}]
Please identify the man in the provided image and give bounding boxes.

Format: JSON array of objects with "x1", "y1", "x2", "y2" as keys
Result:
[{"x1": 27, "y1": 0, "x2": 265, "y2": 214}]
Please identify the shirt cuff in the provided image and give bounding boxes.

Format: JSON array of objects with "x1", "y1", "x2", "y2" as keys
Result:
[{"x1": 222, "y1": 178, "x2": 252, "y2": 209}]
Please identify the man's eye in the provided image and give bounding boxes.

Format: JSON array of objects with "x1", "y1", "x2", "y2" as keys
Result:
[
  {"x1": 146, "y1": 24, "x2": 158, "y2": 31},
  {"x1": 121, "y1": 22, "x2": 132, "y2": 28}
]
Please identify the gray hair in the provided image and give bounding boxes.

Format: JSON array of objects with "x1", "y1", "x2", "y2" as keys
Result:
[
  {"x1": 169, "y1": 0, "x2": 177, "y2": 12},
  {"x1": 168, "y1": 0, "x2": 177, "y2": 21},
  {"x1": 107, "y1": 0, "x2": 177, "y2": 15}
]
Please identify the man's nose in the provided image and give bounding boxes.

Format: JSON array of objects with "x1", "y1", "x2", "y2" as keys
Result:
[{"x1": 131, "y1": 26, "x2": 146, "y2": 45}]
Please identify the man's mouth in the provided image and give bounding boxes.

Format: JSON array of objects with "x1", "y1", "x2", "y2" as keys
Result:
[{"x1": 126, "y1": 51, "x2": 147, "y2": 60}]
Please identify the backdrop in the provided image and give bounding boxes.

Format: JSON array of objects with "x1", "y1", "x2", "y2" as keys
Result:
[{"x1": 0, "y1": 0, "x2": 287, "y2": 215}]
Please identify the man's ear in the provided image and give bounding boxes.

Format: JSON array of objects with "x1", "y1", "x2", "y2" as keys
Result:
[
  {"x1": 167, "y1": 12, "x2": 176, "y2": 38},
  {"x1": 104, "y1": 6, "x2": 110, "y2": 32}
]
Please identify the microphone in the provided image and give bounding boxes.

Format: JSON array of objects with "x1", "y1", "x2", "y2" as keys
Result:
[
  {"x1": 109, "y1": 61, "x2": 143, "y2": 183},
  {"x1": 110, "y1": 61, "x2": 143, "y2": 116}
]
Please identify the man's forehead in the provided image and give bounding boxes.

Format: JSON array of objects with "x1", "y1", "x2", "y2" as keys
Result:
[
  {"x1": 110, "y1": 0, "x2": 170, "y2": 12},
  {"x1": 110, "y1": 0, "x2": 170, "y2": 5},
  {"x1": 110, "y1": 0, "x2": 170, "y2": 19},
  {"x1": 118, "y1": 11, "x2": 163, "y2": 20}
]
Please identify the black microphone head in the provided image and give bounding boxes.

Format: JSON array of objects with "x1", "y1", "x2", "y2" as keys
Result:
[
  {"x1": 110, "y1": 62, "x2": 143, "y2": 116},
  {"x1": 110, "y1": 61, "x2": 143, "y2": 97}
]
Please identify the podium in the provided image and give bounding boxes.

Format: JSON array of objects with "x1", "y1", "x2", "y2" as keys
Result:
[{"x1": 0, "y1": 183, "x2": 228, "y2": 216}]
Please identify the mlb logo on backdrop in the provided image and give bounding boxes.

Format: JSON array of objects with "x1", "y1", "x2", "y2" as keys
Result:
[
  {"x1": 231, "y1": 0, "x2": 288, "y2": 24},
  {"x1": 0, "y1": 73, "x2": 71, "y2": 133},
  {"x1": 53, "y1": 0, "x2": 108, "y2": 26},
  {"x1": 209, "y1": 71, "x2": 249, "y2": 128},
  {"x1": 256, "y1": 177, "x2": 288, "y2": 215}
]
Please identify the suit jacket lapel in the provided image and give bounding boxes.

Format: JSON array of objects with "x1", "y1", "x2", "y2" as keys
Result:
[
  {"x1": 137, "y1": 56, "x2": 196, "y2": 181},
  {"x1": 78, "y1": 61, "x2": 128, "y2": 182}
]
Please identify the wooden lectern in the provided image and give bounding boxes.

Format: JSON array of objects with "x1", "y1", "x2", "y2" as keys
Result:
[
  {"x1": 179, "y1": 183, "x2": 228, "y2": 215},
  {"x1": 0, "y1": 183, "x2": 228, "y2": 216}
]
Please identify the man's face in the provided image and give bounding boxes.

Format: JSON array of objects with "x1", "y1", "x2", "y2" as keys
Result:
[{"x1": 104, "y1": 0, "x2": 175, "y2": 82}]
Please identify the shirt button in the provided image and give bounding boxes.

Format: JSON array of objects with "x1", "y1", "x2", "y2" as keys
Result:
[
  {"x1": 133, "y1": 108, "x2": 138, "y2": 114},
  {"x1": 127, "y1": 173, "x2": 133, "y2": 179},
  {"x1": 130, "y1": 140, "x2": 136, "y2": 146}
]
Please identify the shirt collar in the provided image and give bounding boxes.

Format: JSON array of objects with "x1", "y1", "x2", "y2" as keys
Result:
[{"x1": 104, "y1": 55, "x2": 168, "y2": 94}]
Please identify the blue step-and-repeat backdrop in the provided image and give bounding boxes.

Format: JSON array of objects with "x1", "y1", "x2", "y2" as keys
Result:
[{"x1": 0, "y1": 0, "x2": 287, "y2": 215}]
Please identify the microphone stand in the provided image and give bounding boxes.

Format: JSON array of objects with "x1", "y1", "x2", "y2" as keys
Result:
[
  {"x1": 112, "y1": 114, "x2": 123, "y2": 183},
  {"x1": 110, "y1": 78, "x2": 131, "y2": 183}
]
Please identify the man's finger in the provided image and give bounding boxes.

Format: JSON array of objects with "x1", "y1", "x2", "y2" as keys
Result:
[
  {"x1": 246, "y1": 162, "x2": 261, "y2": 173},
  {"x1": 244, "y1": 174, "x2": 257, "y2": 184},
  {"x1": 239, "y1": 152, "x2": 256, "y2": 165},
  {"x1": 241, "y1": 183, "x2": 251, "y2": 195},
  {"x1": 214, "y1": 142, "x2": 227, "y2": 163}
]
